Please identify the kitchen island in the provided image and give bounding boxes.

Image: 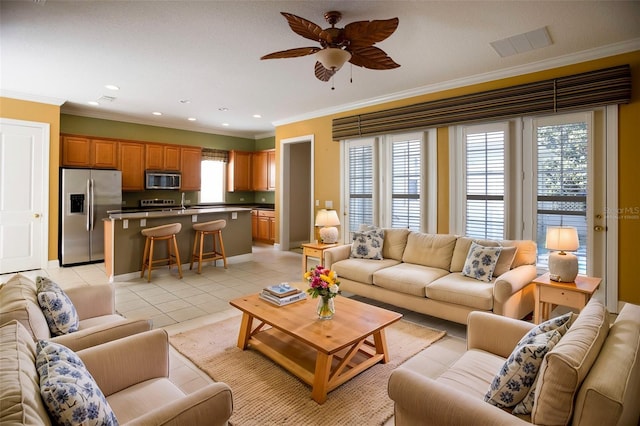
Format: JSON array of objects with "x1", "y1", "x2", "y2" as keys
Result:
[{"x1": 104, "y1": 206, "x2": 252, "y2": 281}]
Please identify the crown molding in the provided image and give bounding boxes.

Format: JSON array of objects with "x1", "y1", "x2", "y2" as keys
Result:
[
  {"x1": 272, "y1": 38, "x2": 640, "y2": 127},
  {"x1": 0, "y1": 90, "x2": 66, "y2": 106}
]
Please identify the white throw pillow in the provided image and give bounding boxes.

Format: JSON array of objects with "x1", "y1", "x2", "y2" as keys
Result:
[
  {"x1": 36, "y1": 276, "x2": 79, "y2": 336},
  {"x1": 350, "y1": 229, "x2": 384, "y2": 260},
  {"x1": 462, "y1": 243, "x2": 502, "y2": 282}
]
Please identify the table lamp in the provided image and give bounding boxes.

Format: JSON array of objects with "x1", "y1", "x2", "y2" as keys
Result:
[
  {"x1": 546, "y1": 226, "x2": 579, "y2": 282},
  {"x1": 315, "y1": 209, "x2": 340, "y2": 244}
]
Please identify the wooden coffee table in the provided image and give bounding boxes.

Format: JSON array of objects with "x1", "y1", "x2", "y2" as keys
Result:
[{"x1": 229, "y1": 293, "x2": 402, "y2": 404}]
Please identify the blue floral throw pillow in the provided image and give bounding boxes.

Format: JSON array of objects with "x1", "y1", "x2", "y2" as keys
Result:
[
  {"x1": 36, "y1": 340, "x2": 119, "y2": 426},
  {"x1": 462, "y1": 243, "x2": 502, "y2": 282},
  {"x1": 484, "y1": 328, "x2": 562, "y2": 408},
  {"x1": 36, "y1": 276, "x2": 80, "y2": 336},
  {"x1": 349, "y1": 229, "x2": 384, "y2": 260}
]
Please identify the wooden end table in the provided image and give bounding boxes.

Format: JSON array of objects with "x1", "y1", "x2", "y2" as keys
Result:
[
  {"x1": 229, "y1": 292, "x2": 402, "y2": 404},
  {"x1": 301, "y1": 242, "x2": 337, "y2": 275},
  {"x1": 532, "y1": 272, "x2": 602, "y2": 324}
]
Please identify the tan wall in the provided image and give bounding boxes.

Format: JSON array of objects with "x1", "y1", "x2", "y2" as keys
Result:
[
  {"x1": 0, "y1": 97, "x2": 61, "y2": 262},
  {"x1": 275, "y1": 51, "x2": 640, "y2": 305}
]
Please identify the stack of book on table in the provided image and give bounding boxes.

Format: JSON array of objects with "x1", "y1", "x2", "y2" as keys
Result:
[{"x1": 259, "y1": 283, "x2": 307, "y2": 306}]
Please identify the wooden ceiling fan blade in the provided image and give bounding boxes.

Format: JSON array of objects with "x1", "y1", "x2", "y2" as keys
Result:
[
  {"x1": 348, "y1": 46, "x2": 400, "y2": 70},
  {"x1": 314, "y1": 62, "x2": 335, "y2": 82},
  {"x1": 344, "y1": 18, "x2": 399, "y2": 47},
  {"x1": 261, "y1": 47, "x2": 321, "y2": 60},
  {"x1": 281, "y1": 12, "x2": 332, "y2": 44}
]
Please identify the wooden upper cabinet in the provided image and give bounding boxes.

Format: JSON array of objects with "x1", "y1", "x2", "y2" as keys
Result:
[
  {"x1": 267, "y1": 149, "x2": 276, "y2": 191},
  {"x1": 180, "y1": 147, "x2": 202, "y2": 191},
  {"x1": 118, "y1": 142, "x2": 145, "y2": 191},
  {"x1": 227, "y1": 150, "x2": 252, "y2": 192},
  {"x1": 61, "y1": 135, "x2": 117, "y2": 169},
  {"x1": 251, "y1": 149, "x2": 276, "y2": 191},
  {"x1": 145, "y1": 144, "x2": 181, "y2": 171}
]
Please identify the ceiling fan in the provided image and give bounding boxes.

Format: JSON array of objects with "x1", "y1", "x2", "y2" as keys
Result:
[{"x1": 261, "y1": 11, "x2": 400, "y2": 83}]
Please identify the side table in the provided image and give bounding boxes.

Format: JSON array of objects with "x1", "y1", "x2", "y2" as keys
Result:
[
  {"x1": 532, "y1": 272, "x2": 602, "y2": 324},
  {"x1": 301, "y1": 242, "x2": 337, "y2": 276}
]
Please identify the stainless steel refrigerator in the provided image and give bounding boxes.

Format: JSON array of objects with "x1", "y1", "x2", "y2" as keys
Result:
[{"x1": 59, "y1": 168, "x2": 122, "y2": 266}]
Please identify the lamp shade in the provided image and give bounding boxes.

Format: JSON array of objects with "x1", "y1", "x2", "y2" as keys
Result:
[
  {"x1": 545, "y1": 226, "x2": 579, "y2": 252},
  {"x1": 316, "y1": 48, "x2": 352, "y2": 70},
  {"x1": 315, "y1": 209, "x2": 340, "y2": 227}
]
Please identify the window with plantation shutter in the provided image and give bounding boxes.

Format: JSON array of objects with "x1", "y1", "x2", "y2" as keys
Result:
[
  {"x1": 390, "y1": 137, "x2": 421, "y2": 230},
  {"x1": 464, "y1": 127, "x2": 506, "y2": 240},
  {"x1": 347, "y1": 140, "x2": 375, "y2": 233}
]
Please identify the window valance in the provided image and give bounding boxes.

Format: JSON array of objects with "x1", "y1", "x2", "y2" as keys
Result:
[
  {"x1": 332, "y1": 65, "x2": 631, "y2": 140},
  {"x1": 201, "y1": 148, "x2": 229, "y2": 162}
]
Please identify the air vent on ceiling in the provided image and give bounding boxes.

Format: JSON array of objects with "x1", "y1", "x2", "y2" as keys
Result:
[
  {"x1": 490, "y1": 27, "x2": 552, "y2": 58},
  {"x1": 98, "y1": 95, "x2": 117, "y2": 102}
]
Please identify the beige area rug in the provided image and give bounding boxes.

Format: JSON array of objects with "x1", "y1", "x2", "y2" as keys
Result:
[{"x1": 169, "y1": 316, "x2": 446, "y2": 426}]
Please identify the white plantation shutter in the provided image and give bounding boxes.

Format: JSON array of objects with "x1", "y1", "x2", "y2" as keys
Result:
[
  {"x1": 391, "y1": 137, "x2": 421, "y2": 230},
  {"x1": 465, "y1": 129, "x2": 505, "y2": 239},
  {"x1": 347, "y1": 142, "x2": 374, "y2": 232}
]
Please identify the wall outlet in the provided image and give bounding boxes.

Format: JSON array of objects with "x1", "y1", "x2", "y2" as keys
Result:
[
  {"x1": 316, "y1": 199, "x2": 319, "y2": 206},
  {"x1": 232, "y1": 212, "x2": 238, "y2": 220},
  {"x1": 261, "y1": 197, "x2": 266, "y2": 202},
  {"x1": 325, "y1": 200, "x2": 333, "y2": 209},
  {"x1": 123, "y1": 219, "x2": 128, "y2": 229},
  {"x1": 122, "y1": 200, "x2": 126, "y2": 206},
  {"x1": 240, "y1": 198, "x2": 245, "y2": 201},
  {"x1": 186, "y1": 199, "x2": 191, "y2": 204},
  {"x1": 140, "y1": 219, "x2": 146, "y2": 227},
  {"x1": 192, "y1": 215, "x2": 197, "y2": 222}
]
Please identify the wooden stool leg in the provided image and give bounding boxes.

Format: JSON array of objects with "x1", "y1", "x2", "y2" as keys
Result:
[
  {"x1": 147, "y1": 237, "x2": 155, "y2": 282},
  {"x1": 190, "y1": 231, "x2": 199, "y2": 270},
  {"x1": 217, "y1": 231, "x2": 227, "y2": 269},
  {"x1": 173, "y1": 234, "x2": 183, "y2": 278},
  {"x1": 166, "y1": 238, "x2": 172, "y2": 269},
  {"x1": 141, "y1": 237, "x2": 150, "y2": 279},
  {"x1": 197, "y1": 230, "x2": 205, "y2": 274}
]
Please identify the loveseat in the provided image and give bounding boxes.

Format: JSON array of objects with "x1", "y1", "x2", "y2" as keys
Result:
[
  {"x1": 324, "y1": 229, "x2": 538, "y2": 324},
  {"x1": 0, "y1": 273, "x2": 152, "y2": 351},
  {"x1": 388, "y1": 298, "x2": 640, "y2": 425},
  {"x1": 0, "y1": 320, "x2": 233, "y2": 425}
]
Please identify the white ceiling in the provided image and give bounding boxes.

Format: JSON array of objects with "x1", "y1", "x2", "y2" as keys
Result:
[{"x1": 2, "y1": 1, "x2": 639, "y2": 139}]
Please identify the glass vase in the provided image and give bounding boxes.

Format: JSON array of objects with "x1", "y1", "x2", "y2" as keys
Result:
[{"x1": 316, "y1": 296, "x2": 335, "y2": 320}]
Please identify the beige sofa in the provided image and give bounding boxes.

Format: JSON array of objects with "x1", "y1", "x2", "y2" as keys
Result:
[
  {"x1": 388, "y1": 299, "x2": 640, "y2": 425},
  {"x1": 324, "y1": 230, "x2": 538, "y2": 324},
  {"x1": 0, "y1": 273, "x2": 152, "y2": 351},
  {"x1": 0, "y1": 320, "x2": 233, "y2": 425}
]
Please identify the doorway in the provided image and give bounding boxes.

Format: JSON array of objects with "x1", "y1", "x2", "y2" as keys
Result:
[
  {"x1": 279, "y1": 135, "x2": 314, "y2": 251},
  {"x1": 0, "y1": 118, "x2": 50, "y2": 273}
]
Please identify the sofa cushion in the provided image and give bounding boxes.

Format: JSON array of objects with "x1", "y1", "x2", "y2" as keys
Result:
[
  {"x1": 573, "y1": 302, "x2": 640, "y2": 425},
  {"x1": 425, "y1": 274, "x2": 494, "y2": 310},
  {"x1": 462, "y1": 243, "x2": 502, "y2": 282},
  {"x1": 501, "y1": 240, "x2": 537, "y2": 268},
  {"x1": 36, "y1": 340, "x2": 118, "y2": 425},
  {"x1": 350, "y1": 228, "x2": 384, "y2": 260},
  {"x1": 0, "y1": 321, "x2": 51, "y2": 425},
  {"x1": 36, "y1": 277, "x2": 80, "y2": 336},
  {"x1": 332, "y1": 258, "x2": 401, "y2": 285},
  {"x1": 484, "y1": 328, "x2": 562, "y2": 408},
  {"x1": 0, "y1": 274, "x2": 51, "y2": 340},
  {"x1": 531, "y1": 298, "x2": 610, "y2": 425},
  {"x1": 382, "y1": 228, "x2": 411, "y2": 261},
  {"x1": 436, "y1": 348, "x2": 506, "y2": 399},
  {"x1": 373, "y1": 263, "x2": 449, "y2": 297},
  {"x1": 402, "y1": 233, "x2": 458, "y2": 270}
]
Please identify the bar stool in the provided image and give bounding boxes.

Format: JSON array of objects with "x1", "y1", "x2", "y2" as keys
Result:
[
  {"x1": 190, "y1": 219, "x2": 227, "y2": 273},
  {"x1": 140, "y1": 223, "x2": 183, "y2": 282}
]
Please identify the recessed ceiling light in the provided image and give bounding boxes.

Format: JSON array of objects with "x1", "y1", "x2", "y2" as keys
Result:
[
  {"x1": 104, "y1": 84, "x2": 120, "y2": 91},
  {"x1": 253, "y1": 114, "x2": 262, "y2": 118},
  {"x1": 187, "y1": 117, "x2": 197, "y2": 121},
  {"x1": 152, "y1": 112, "x2": 162, "y2": 116},
  {"x1": 87, "y1": 101, "x2": 99, "y2": 106},
  {"x1": 222, "y1": 123, "x2": 230, "y2": 126},
  {"x1": 219, "y1": 107, "x2": 229, "y2": 111},
  {"x1": 179, "y1": 99, "x2": 191, "y2": 104}
]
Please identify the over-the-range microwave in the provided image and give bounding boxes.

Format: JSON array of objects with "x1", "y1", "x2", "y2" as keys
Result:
[{"x1": 145, "y1": 171, "x2": 181, "y2": 190}]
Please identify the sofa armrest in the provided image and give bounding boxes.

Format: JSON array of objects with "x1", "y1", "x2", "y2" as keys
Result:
[
  {"x1": 323, "y1": 245, "x2": 352, "y2": 269},
  {"x1": 467, "y1": 311, "x2": 535, "y2": 358},
  {"x1": 51, "y1": 318, "x2": 153, "y2": 352},
  {"x1": 66, "y1": 284, "x2": 115, "y2": 319},
  {"x1": 493, "y1": 264, "x2": 537, "y2": 303},
  {"x1": 77, "y1": 329, "x2": 169, "y2": 396},
  {"x1": 388, "y1": 368, "x2": 529, "y2": 425},
  {"x1": 123, "y1": 383, "x2": 233, "y2": 426}
]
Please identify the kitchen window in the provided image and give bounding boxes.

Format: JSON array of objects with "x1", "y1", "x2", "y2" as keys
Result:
[{"x1": 200, "y1": 149, "x2": 227, "y2": 203}]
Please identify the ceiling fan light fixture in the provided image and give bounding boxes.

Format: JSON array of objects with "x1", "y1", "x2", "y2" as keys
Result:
[{"x1": 316, "y1": 48, "x2": 351, "y2": 71}]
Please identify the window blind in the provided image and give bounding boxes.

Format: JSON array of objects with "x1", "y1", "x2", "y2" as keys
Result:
[
  {"x1": 391, "y1": 138, "x2": 421, "y2": 230},
  {"x1": 201, "y1": 148, "x2": 228, "y2": 162},
  {"x1": 348, "y1": 143, "x2": 374, "y2": 232},
  {"x1": 333, "y1": 65, "x2": 631, "y2": 140}
]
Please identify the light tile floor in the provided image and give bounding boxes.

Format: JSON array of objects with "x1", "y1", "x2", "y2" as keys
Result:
[{"x1": 1, "y1": 243, "x2": 468, "y2": 422}]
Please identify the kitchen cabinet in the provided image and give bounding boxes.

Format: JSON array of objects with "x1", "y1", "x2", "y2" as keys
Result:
[
  {"x1": 145, "y1": 144, "x2": 181, "y2": 171},
  {"x1": 118, "y1": 142, "x2": 145, "y2": 191},
  {"x1": 227, "y1": 150, "x2": 252, "y2": 192},
  {"x1": 180, "y1": 147, "x2": 202, "y2": 191},
  {"x1": 253, "y1": 209, "x2": 275, "y2": 244},
  {"x1": 251, "y1": 149, "x2": 276, "y2": 191},
  {"x1": 61, "y1": 135, "x2": 118, "y2": 169}
]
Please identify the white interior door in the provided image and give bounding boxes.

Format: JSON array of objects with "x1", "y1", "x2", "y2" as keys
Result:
[{"x1": 0, "y1": 118, "x2": 49, "y2": 273}]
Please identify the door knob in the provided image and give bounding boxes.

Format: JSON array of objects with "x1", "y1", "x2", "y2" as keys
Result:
[
  {"x1": 594, "y1": 225, "x2": 606, "y2": 231},
  {"x1": 34, "y1": 213, "x2": 41, "y2": 218}
]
